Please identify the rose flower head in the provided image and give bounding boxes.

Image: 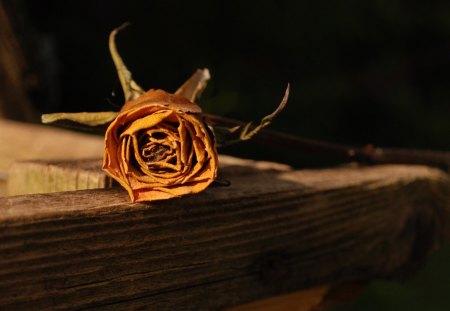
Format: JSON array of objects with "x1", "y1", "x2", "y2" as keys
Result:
[{"x1": 103, "y1": 89, "x2": 218, "y2": 202}]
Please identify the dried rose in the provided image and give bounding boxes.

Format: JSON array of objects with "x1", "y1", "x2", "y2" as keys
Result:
[
  {"x1": 103, "y1": 89, "x2": 218, "y2": 202},
  {"x1": 40, "y1": 24, "x2": 287, "y2": 203}
]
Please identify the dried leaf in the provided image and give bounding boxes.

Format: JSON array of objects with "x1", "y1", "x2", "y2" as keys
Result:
[
  {"x1": 211, "y1": 84, "x2": 290, "y2": 146},
  {"x1": 109, "y1": 23, "x2": 145, "y2": 102},
  {"x1": 41, "y1": 111, "x2": 119, "y2": 127},
  {"x1": 175, "y1": 68, "x2": 210, "y2": 102}
]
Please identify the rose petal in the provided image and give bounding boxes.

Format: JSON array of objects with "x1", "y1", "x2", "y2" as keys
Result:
[{"x1": 120, "y1": 110, "x2": 173, "y2": 137}]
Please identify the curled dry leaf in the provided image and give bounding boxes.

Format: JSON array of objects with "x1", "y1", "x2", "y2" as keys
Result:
[
  {"x1": 103, "y1": 89, "x2": 218, "y2": 202},
  {"x1": 41, "y1": 111, "x2": 118, "y2": 128},
  {"x1": 207, "y1": 84, "x2": 290, "y2": 147}
]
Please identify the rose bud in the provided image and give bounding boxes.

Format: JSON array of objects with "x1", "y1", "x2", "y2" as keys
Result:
[{"x1": 103, "y1": 88, "x2": 218, "y2": 202}]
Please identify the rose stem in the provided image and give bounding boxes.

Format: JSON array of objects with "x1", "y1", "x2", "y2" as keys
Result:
[{"x1": 204, "y1": 114, "x2": 450, "y2": 172}]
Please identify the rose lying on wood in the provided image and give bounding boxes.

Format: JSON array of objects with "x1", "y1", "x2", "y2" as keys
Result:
[
  {"x1": 104, "y1": 89, "x2": 218, "y2": 202},
  {"x1": 41, "y1": 24, "x2": 450, "y2": 202},
  {"x1": 42, "y1": 24, "x2": 288, "y2": 202}
]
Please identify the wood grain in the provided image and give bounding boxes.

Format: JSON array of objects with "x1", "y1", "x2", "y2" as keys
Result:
[
  {"x1": 0, "y1": 119, "x2": 104, "y2": 195},
  {"x1": 7, "y1": 159, "x2": 112, "y2": 195},
  {"x1": 1, "y1": 161, "x2": 449, "y2": 310},
  {"x1": 0, "y1": 119, "x2": 104, "y2": 172}
]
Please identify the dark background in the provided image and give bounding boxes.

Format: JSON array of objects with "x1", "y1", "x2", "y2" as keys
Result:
[
  {"x1": 11, "y1": 0, "x2": 450, "y2": 309},
  {"x1": 20, "y1": 0, "x2": 450, "y2": 165}
]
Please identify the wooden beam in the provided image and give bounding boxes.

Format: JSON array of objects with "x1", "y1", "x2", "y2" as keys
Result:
[
  {"x1": 7, "y1": 159, "x2": 112, "y2": 195},
  {"x1": 0, "y1": 119, "x2": 104, "y2": 195},
  {"x1": 5, "y1": 156, "x2": 284, "y2": 196},
  {"x1": 0, "y1": 119, "x2": 104, "y2": 172},
  {"x1": 1, "y1": 160, "x2": 449, "y2": 310}
]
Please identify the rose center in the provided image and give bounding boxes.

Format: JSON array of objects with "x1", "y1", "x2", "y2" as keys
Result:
[{"x1": 142, "y1": 144, "x2": 171, "y2": 162}]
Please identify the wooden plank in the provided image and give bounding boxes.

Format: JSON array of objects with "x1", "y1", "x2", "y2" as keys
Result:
[
  {"x1": 1, "y1": 162, "x2": 449, "y2": 310},
  {"x1": 7, "y1": 159, "x2": 112, "y2": 195},
  {"x1": 0, "y1": 119, "x2": 104, "y2": 195},
  {"x1": 0, "y1": 119, "x2": 104, "y2": 172},
  {"x1": 5, "y1": 156, "x2": 287, "y2": 195}
]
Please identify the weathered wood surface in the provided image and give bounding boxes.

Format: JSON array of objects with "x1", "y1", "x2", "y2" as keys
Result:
[
  {"x1": 0, "y1": 119, "x2": 104, "y2": 195},
  {"x1": 7, "y1": 159, "x2": 112, "y2": 195},
  {"x1": 0, "y1": 119, "x2": 104, "y2": 172},
  {"x1": 5, "y1": 156, "x2": 285, "y2": 196},
  {"x1": 1, "y1": 158, "x2": 449, "y2": 310}
]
